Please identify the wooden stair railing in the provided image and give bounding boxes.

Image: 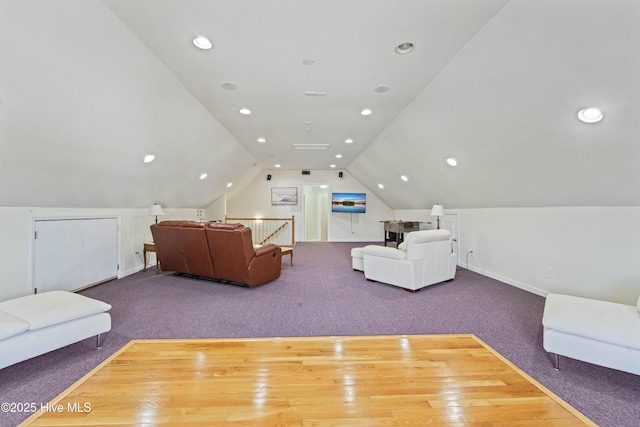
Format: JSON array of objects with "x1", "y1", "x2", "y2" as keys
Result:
[
  {"x1": 259, "y1": 222, "x2": 288, "y2": 246},
  {"x1": 224, "y1": 215, "x2": 295, "y2": 247}
]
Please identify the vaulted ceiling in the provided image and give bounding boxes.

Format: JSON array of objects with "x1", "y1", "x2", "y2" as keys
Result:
[{"x1": 1, "y1": 0, "x2": 638, "y2": 210}]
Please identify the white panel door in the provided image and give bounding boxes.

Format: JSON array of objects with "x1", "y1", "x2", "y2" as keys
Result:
[
  {"x1": 303, "y1": 185, "x2": 329, "y2": 242},
  {"x1": 34, "y1": 219, "x2": 84, "y2": 292},
  {"x1": 34, "y1": 218, "x2": 118, "y2": 293},
  {"x1": 82, "y1": 218, "x2": 118, "y2": 287}
]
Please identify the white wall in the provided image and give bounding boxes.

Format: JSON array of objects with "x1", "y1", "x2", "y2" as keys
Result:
[
  {"x1": 0, "y1": 206, "x2": 198, "y2": 302},
  {"x1": 454, "y1": 207, "x2": 640, "y2": 305},
  {"x1": 205, "y1": 194, "x2": 227, "y2": 223},
  {"x1": 226, "y1": 170, "x2": 393, "y2": 242},
  {"x1": 395, "y1": 207, "x2": 640, "y2": 304}
]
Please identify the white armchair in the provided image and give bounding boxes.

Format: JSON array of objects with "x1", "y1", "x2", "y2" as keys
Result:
[{"x1": 362, "y1": 229, "x2": 457, "y2": 291}]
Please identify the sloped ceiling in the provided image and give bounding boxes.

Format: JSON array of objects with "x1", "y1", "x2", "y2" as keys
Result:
[
  {"x1": 1, "y1": 0, "x2": 638, "y2": 210},
  {"x1": 0, "y1": 0, "x2": 261, "y2": 209},
  {"x1": 350, "y1": 0, "x2": 640, "y2": 209}
]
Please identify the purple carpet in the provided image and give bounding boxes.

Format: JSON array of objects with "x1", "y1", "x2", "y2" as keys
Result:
[{"x1": 1, "y1": 242, "x2": 638, "y2": 426}]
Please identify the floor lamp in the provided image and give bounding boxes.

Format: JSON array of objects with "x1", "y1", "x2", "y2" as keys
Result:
[{"x1": 431, "y1": 204, "x2": 444, "y2": 229}]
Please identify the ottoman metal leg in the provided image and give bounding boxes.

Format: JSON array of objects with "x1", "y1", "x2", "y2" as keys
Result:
[{"x1": 551, "y1": 353, "x2": 560, "y2": 370}]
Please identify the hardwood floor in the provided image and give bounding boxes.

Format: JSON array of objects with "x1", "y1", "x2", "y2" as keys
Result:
[{"x1": 20, "y1": 335, "x2": 595, "y2": 426}]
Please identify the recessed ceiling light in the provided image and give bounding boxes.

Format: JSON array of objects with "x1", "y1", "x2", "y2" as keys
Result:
[
  {"x1": 361, "y1": 108, "x2": 373, "y2": 116},
  {"x1": 400, "y1": 175, "x2": 409, "y2": 182},
  {"x1": 239, "y1": 108, "x2": 251, "y2": 115},
  {"x1": 330, "y1": 164, "x2": 336, "y2": 168},
  {"x1": 345, "y1": 138, "x2": 353, "y2": 144},
  {"x1": 446, "y1": 158, "x2": 458, "y2": 166},
  {"x1": 577, "y1": 107, "x2": 603, "y2": 123},
  {"x1": 335, "y1": 154, "x2": 342, "y2": 158},
  {"x1": 193, "y1": 36, "x2": 213, "y2": 50},
  {"x1": 320, "y1": 185, "x2": 328, "y2": 189},
  {"x1": 378, "y1": 183, "x2": 384, "y2": 189},
  {"x1": 199, "y1": 173, "x2": 208, "y2": 180},
  {"x1": 221, "y1": 81, "x2": 238, "y2": 90},
  {"x1": 394, "y1": 42, "x2": 414, "y2": 54},
  {"x1": 374, "y1": 85, "x2": 390, "y2": 93},
  {"x1": 226, "y1": 182, "x2": 233, "y2": 188},
  {"x1": 275, "y1": 164, "x2": 281, "y2": 168},
  {"x1": 143, "y1": 154, "x2": 155, "y2": 163},
  {"x1": 257, "y1": 137, "x2": 266, "y2": 143}
]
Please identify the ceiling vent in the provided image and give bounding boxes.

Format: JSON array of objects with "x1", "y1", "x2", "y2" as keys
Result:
[
  {"x1": 304, "y1": 91, "x2": 327, "y2": 97},
  {"x1": 292, "y1": 144, "x2": 330, "y2": 150}
]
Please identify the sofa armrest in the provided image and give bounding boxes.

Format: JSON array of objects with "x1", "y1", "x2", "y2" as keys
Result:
[
  {"x1": 362, "y1": 245, "x2": 407, "y2": 260},
  {"x1": 247, "y1": 244, "x2": 282, "y2": 286},
  {"x1": 254, "y1": 244, "x2": 280, "y2": 257}
]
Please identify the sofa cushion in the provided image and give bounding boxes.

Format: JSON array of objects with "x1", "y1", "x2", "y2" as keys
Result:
[
  {"x1": 404, "y1": 229, "x2": 451, "y2": 244},
  {"x1": 351, "y1": 247, "x2": 364, "y2": 258},
  {"x1": 363, "y1": 245, "x2": 407, "y2": 260},
  {"x1": 156, "y1": 220, "x2": 186, "y2": 227},
  {"x1": 0, "y1": 291, "x2": 112, "y2": 331},
  {"x1": 0, "y1": 311, "x2": 30, "y2": 340},
  {"x1": 543, "y1": 294, "x2": 640, "y2": 350},
  {"x1": 206, "y1": 222, "x2": 243, "y2": 230},
  {"x1": 180, "y1": 221, "x2": 206, "y2": 229}
]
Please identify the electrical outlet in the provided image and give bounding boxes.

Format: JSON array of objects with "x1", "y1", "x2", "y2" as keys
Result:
[{"x1": 546, "y1": 268, "x2": 554, "y2": 279}]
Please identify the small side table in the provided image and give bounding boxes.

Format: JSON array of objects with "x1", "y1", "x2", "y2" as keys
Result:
[
  {"x1": 143, "y1": 241, "x2": 158, "y2": 274},
  {"x1": 280, "y1": 246, "x2": 293, "y2": 266}
]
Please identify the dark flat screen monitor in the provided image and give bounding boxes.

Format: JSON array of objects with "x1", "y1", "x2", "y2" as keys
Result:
[{"x1": 331, "y1": 192, "x2": 366, "y2": 213}]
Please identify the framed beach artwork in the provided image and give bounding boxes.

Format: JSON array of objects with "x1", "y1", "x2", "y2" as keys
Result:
[{"x1": 271, "y1": 187, "x2": 298, "y2": 205}]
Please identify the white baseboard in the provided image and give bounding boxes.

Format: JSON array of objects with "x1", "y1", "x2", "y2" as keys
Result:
[
  {"x1": 119, "y1": 264, "x2": 145, "y2": 279},
  {"x1": 328, "y1": 239, "x2": 382, "y2": 243},
  {"x1": 461, "y1": 264, "x2": 548, "y2": 298}
]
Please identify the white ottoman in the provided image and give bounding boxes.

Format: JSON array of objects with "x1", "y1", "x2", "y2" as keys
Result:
[
  {"x1": 542, "y1": 293, "x2": 640, "y2": 374},
  {"x1": 351, "y1": 247, "x2": 364, "y2": 271},
  {"x1": 0, "y1": 291, "x2": 112, "y2": 369}
]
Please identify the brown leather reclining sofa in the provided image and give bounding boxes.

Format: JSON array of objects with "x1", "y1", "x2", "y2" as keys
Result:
[{"x1": 150, "y1": 221, "x2": 282, "y2": 286}]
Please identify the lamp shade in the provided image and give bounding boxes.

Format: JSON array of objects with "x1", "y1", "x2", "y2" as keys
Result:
[
  {"x1": 149, "y1": 204, "x2": 164, "y2": 217},
  {"x1": 430, "y1": 204, "x2": 444, "y2": 216}
]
